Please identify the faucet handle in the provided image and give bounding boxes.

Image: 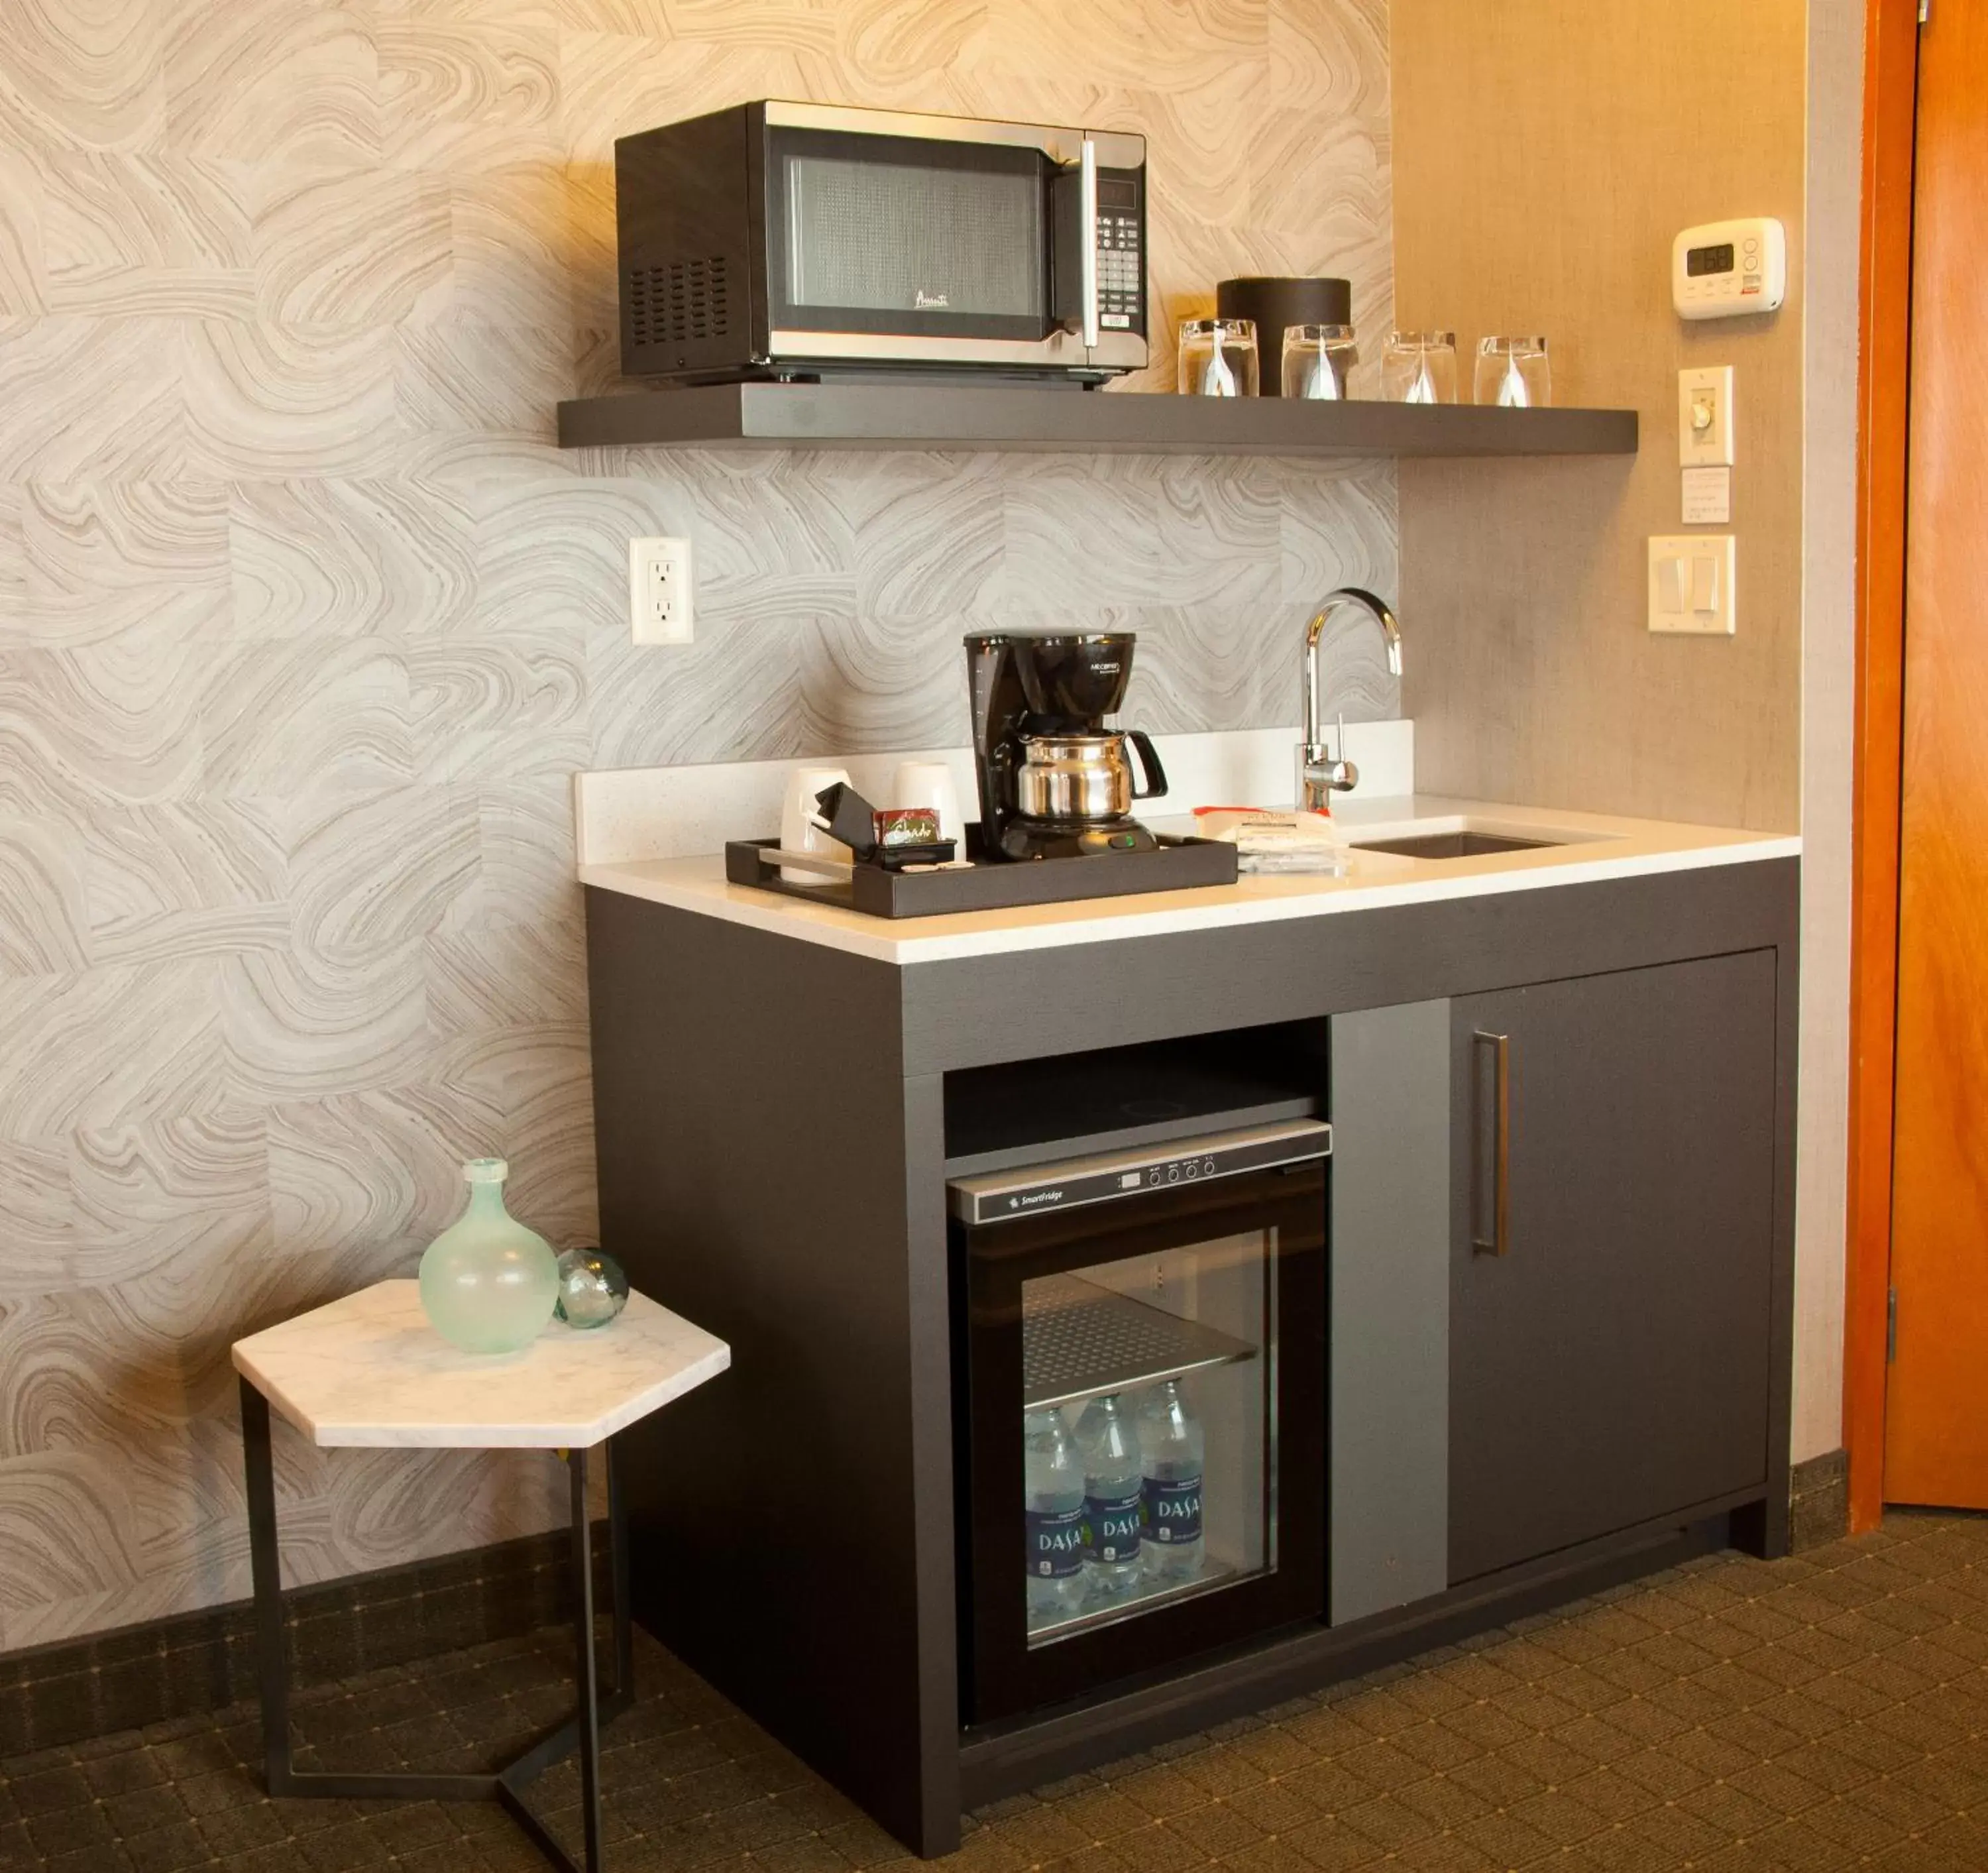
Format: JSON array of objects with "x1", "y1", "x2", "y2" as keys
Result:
[
  {"x1": 1298, "y1": 718, "x2": 1360, "y2": 808},
  {"x1": 1325, "y1": 715, "x2": 1359, "y2": 791}
]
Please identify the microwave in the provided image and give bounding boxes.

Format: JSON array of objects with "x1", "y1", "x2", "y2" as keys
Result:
[{"x1": 614, "y1": 101, "x2": 1148, "y2": 385}]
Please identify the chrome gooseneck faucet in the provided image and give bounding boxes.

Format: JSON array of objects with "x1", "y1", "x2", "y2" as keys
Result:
[{"x1": 1299, "y1": 588, "x2": 1402, "y2": 809}]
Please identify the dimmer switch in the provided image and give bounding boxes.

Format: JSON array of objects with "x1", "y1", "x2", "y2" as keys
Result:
[{"x1": 1679, "y1": 367, "x2": 1736, "y2": 467}]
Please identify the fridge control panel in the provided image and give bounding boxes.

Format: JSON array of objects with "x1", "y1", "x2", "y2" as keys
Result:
[{"x1": 948, "y1": 1118, "x2": 1331, "y2": 1226}]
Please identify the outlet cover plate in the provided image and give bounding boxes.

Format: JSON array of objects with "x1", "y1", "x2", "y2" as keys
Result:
[{"x1": 630, "y1": 537, "x2": 693, "y2": 645}]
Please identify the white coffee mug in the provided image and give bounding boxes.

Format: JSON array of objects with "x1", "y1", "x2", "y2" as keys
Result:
[
  {"x1": 892, "y1": 760, "x2": 966, "y2": 848},
  {"x1": 779, "y1": 766, "x2": 854, "y2": 883}
]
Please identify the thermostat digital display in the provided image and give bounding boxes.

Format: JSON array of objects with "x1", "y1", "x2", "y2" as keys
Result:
[{"x1": 1673, "y1": 218, "x2": 1786, "y2": 321}]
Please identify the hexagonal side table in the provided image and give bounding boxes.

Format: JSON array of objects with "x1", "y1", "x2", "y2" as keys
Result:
[{"x1": 232, "y1": 1279, "x2": 730, "y2": 1873}]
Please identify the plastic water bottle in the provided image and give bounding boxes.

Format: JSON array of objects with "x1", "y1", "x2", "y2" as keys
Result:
[
  {"x1": 1075, "y1": 1394, "x2": 1144, "y2": 1602},
  {"x1": 1023, "y1": 1409, "x2": 1086, "y2": 1624},
  {"x1": 1140, "y1": 1381, "x2": 1205, "y2": 1582}
]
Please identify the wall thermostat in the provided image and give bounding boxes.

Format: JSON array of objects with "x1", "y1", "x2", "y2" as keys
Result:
[{"x1": 1672, "y1": 218, "x2": 1786, "y2": 320}]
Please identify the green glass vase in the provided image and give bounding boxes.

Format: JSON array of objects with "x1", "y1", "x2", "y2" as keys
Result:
[{"x1": 417, "y1": 1158, "x2": 558, "y2": 1354}]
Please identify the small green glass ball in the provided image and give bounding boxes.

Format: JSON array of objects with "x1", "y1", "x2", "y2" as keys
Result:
[{"x1": 555, "y1": 1248, "x2": 630, "y2": 1330}]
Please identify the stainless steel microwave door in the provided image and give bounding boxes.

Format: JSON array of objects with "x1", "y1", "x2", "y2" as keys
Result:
[{"x1": 785, "y1": 150, "x2": 1044, "y2": 319}]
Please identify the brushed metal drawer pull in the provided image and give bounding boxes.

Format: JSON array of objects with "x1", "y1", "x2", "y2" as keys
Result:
[{"x1": 1473, "y1": 1030, "x2": 1511, "y2": 1257}]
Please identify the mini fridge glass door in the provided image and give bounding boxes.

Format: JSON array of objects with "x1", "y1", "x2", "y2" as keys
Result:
[{"x1": 956, "y1": 1161, "x2": 1325, "y2": 1724}]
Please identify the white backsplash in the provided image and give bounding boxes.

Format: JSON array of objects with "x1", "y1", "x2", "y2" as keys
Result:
[{"x1": 575, "y1": 723, "x2": 1415, "y2": 868}]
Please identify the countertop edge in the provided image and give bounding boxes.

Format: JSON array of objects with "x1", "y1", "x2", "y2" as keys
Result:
[{"x1": 580, "y1": 824, "x2": 1802, "y2": 967}]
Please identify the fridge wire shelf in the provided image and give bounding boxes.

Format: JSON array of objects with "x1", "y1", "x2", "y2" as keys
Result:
[{"x1": 1022, "y1": 1274, "x2": 1258, "y2": 1410}]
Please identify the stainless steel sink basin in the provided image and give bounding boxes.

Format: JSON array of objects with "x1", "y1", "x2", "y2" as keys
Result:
[{"x1": 1350, "y1": 830, "x2": 1564, "y2": 860}]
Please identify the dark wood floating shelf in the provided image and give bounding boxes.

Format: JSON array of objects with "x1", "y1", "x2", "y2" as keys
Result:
[{"x1": 557, "y1": 381, "x2": 1639, "y2": 458}]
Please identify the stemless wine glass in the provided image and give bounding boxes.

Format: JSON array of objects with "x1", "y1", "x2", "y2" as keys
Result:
[
  {"x1": 1474, "y1": 336, "x2": 1551, "y2": 408},
  {"x1": 1281, "y1": 323, "x2": 1358, "y2": 400},
  {"x1": 1178, "y1": 318, "x2": 1259, "y2": 396},
  {"x1": 1381, "y1": 331, "x2": 1458, "y2": 404}
]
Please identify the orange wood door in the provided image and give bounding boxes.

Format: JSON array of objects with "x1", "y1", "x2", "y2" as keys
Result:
[{"x1": 1885, "y1": 3, "x2": 1988, "y2": 1507}]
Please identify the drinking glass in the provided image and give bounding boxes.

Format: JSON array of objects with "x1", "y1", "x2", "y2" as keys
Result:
[
  {"x1": 1474, "y1": 336, "x2": 1551, "y2": 408},
  {"x1": 1178, "y1": 318, "x2": 1259, "y2": 396},
  {"x1": 1280, "y1": 323, "x2": 1358, "y2": 400},
  {"x1": 1380, "y1": 331, "x2": 1457, "y2": 404}
]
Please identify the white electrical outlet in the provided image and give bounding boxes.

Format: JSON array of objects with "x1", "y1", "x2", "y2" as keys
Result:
[{"x1": 630, "y1": 537, "x2": 693, "y2": 645}]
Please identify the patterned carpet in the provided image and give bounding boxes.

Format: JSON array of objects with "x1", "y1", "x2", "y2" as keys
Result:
[{"x1": 3, "y1": 1511, "x2": 1987, "y2": 1872}]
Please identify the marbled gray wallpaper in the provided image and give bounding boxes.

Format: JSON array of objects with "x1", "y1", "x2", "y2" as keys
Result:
[{"x1": 0, "y1": 0, "x2": 1394, "y2": 1649}]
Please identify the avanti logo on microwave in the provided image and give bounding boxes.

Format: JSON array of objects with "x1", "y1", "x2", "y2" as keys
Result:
[{"x1": 914, "y1": 290, "x2": 951, "y2": 310}]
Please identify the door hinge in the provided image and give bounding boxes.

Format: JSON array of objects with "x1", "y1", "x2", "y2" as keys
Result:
[
  {"x1": 1887, "y1": 1287, "x2": 1899, "y2": 1363},
  {"x1": 1919, "y1": 0, "x2": 1930, "y2": 23}
]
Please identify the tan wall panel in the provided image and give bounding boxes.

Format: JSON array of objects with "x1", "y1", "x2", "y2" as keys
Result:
[
  {"x1": 1795, "y1": 0, "x2": 1864, "y2": 1465},
  {"x1": 1392, "y1": 0, "x2": 1806, "y2": 831}
]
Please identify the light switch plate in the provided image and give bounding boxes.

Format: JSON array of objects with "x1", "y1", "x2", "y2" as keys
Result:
[
  {"x1": 1648, "y1": 534, "x2": 1736, "y2": 636},
  {"x1": 1679, "y1": 367, "x2": 1736, "y2": 466}
]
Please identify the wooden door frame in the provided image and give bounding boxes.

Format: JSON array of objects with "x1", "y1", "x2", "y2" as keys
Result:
[{"x1": 1844, "y1": 0, "x2": 1920, "y2": 1534}]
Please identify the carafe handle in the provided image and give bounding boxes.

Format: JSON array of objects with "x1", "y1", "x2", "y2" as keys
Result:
[{"x1": 1125, "y1": 730, "x2": 1168, "y2": 801}]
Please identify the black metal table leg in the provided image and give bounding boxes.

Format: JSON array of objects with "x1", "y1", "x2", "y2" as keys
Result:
[
  {"x1": 610, "y1": 1439, "x2": 634, "y2": 1696},
  {"x1": 241, "y1": 1377, "x2": 290, "y2": 1799},
  {"x1": 571, "y1": 1445, "x2": 604, "y2": 1868},
  {"x1": 239, "y1": 1377, "x2": 634, "y2": 1871}
]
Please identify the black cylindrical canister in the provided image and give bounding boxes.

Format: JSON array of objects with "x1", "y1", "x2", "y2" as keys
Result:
[{"x1": 1216, "y1": 277, "x2": 1354, "y2": 396}]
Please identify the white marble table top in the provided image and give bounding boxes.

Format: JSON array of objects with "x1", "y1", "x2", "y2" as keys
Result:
[{"x1": 231, "y1": 1280, "x2": 730, "y2": 1449}]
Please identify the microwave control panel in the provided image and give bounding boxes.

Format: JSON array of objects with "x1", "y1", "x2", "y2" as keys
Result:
[{"x1": 1095, "y1": 173, "x2": 1145, "y2": 332}]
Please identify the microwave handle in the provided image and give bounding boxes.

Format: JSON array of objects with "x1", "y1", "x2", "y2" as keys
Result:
[{"x1": 1077, "y1": 138, "x2": 1099, "y2": 349}]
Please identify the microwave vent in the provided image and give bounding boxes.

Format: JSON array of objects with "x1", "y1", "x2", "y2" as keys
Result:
[{"x1": 628, "y1": 256, "x2": 732, "y2": 347}]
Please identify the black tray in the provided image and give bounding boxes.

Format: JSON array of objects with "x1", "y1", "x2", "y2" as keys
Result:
[{"x1": 724, "y1": 834, "x2": 1239, "y2": 919}]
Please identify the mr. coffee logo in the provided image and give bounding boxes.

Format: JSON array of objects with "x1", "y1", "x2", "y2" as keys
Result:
[
  {"x1": 1145, "y1": 1475, "x2": 1203, "y2": 1544},
  {"x1": 1026, "y1": 1504, "x2": 1084, "y2": 1579}
]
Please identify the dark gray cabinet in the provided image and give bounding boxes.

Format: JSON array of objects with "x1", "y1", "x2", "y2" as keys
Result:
[
  {"x1": 588, "y1": 858, "x2": 1797, "y2": 1854},
  {"x1": 1447, "y1": 952, "x2": 1779, "y2": 1583}
]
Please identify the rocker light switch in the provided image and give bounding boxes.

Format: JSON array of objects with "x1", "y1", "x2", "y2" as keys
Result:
[
  {"x1": 1649, "y1": 535, "x2": 1736, "y2": 636},
  {"x1": 1690, "y1": 552, "x2": 1720, "y2": 614},
  {"x1": 1657, "y1": 555, "x2": 1686, "y2": 615}
]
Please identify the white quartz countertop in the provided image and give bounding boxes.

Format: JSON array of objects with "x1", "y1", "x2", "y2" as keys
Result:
[{"x1": 577, "y1": 795, "x2": 1800, "y2": 968}]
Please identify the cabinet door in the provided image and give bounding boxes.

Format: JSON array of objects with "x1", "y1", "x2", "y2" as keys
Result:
[{"x1": 1449, "y1": 952, "x2": 1776, "y2": 1584}]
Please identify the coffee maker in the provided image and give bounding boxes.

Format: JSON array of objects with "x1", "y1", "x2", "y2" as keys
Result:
[{"x1": 964, "y1": 632, "x2": 1170, "y2": 861}]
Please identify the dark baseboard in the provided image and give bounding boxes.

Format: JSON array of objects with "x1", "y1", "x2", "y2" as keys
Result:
[
  {"x1": 0, "y1": 1453, "x2": 1858, "y2": 1765},
  {"x1": 1790, "y1": 1447, "x2": 1850, "y2": 1552},
  {"x1": 0, "y1": 1526, "x2": 605, "y2": 1762}
]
